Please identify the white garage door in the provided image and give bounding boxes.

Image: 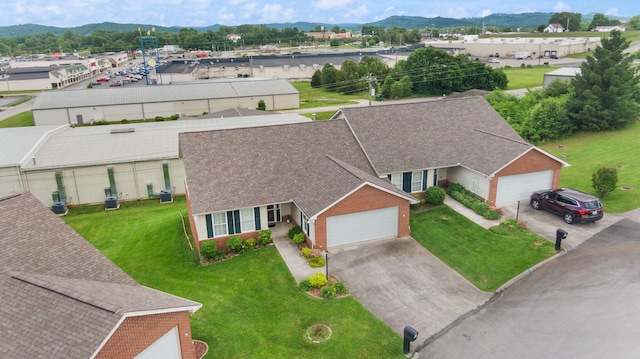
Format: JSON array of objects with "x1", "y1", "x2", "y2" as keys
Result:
[
  {"x1": 326, "y1": 207, "x2": 398, "y2": 247},
  {"x1": 496, "y1": 170, "x2": 553, "y2": 205},
  {"x1": 134, "y1": 326, "x2": 181, "y2": 359}
]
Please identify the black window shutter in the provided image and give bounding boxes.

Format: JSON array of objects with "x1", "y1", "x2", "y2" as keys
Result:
[
  {"x1": 226, "y1": 211, "x2": 235, "y2": 235},
  {"x1": 205, "y1": 214, "x2": 213, "y2": 238},
  {"x1": 402, "y1": 172, "x2": 412, "y2": 192},
  {"x1": 233, "y1": 210, "x2": 241, "y2": 234},
  {"x1": 254, "y1": 207, "x2": 261, "y2": 230},
  {"x1": 422, "y1": 170, "x2": 428, "y2": 191}
]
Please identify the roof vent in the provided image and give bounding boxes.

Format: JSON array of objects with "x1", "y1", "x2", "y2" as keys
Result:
[{"x1": 110, "y1": 128, "x2": 135, "y2": 134}]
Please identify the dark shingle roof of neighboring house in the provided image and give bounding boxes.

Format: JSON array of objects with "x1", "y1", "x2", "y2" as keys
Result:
[
  {"x1": 180, "y1": 120, "x2": 414, "y2": 216},
  {"x1": 0, "y1": 193, "x2": 201, "y2": 359},
  {"x1": 446, "y1": 89, "x2": 490, "y2": 99},
  {"x1": 338, "y1": 97, "x2": 532, "y2": 176}
]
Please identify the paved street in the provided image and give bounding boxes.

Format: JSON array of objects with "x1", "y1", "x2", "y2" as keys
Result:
[{"x1": 417, "y1": 216, "x2": 640, "y2": 358}]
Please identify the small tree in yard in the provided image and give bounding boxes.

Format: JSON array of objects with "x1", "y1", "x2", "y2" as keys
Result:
[{"x1": 592, "y1": 167, "x2": 618, "y2": 198}]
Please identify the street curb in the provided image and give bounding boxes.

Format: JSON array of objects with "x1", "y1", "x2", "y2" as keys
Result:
[{"x1": 495, "y1": 249, "x2": 566, "y2": 293}]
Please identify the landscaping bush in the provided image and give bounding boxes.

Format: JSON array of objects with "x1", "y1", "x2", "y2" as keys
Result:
[
  {"x1": 120, "y1": 119, "x2": 129, "y2": 124},
  {"x1": 425, "y1": 186, "x2": 446, "y2": 205},
  {"x1": 333, "y1": 281, "x2": 348, "y2": 295},
  {"x1": 225, "y1": 236, "x2": 244, "y2": 252},
  {"x1": 448, "y1": 182, "x2": 502, "y2": 221},
  {"x1": 257, "y1": 229, "x2": 272, "y2": 246},
  {"x1": 301, "y1": 247, "x2": 312, "y2": 258},
  {"x1": 308, "y1": 255, "x2": 325, "y2": 268},
  {"x1": 486, "y1": 209, "x2": 502, "y2": 220},
  {"x1": 448, "y1": 182, "x2": 465, "y2": 194},
  {"x1": 200, "y1": 241, "x2": 219, "y2": 259},
  {"x1": 321, "y1": 285, "x2": 337, "y2": 299},
  {"x1": 293, "y1": 232, "x2": 306, "y2": 245},
  {"x1": 245, "y1": 238, "x2": 257, "y2": 249},
  {"x1": 257, "y1": 99, "x2": 266, "y2": 111},
  {"x1": 308, "y1": 273, "x2": 327, "y2": 288},
  {"x1": 592, "y1": 167, "x2": 618, "y2": 198},
  {"x1": 287, "y1": 226, "x2": 302, "y2": 239},
  {"x1": 299, "y1": 278, "x2": 313, "y2": 291}
]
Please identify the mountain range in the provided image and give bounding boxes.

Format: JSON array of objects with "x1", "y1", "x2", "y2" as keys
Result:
[{"x1": 0, "y1": 13, "x2": 619, "y2": 37}]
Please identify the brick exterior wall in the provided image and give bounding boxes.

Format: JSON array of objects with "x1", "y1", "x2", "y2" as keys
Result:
[
  {"x1": 313, "y1": 184, "x2": 411, "y2": 249},
  {"x1": 96, "y1": 311, "x2": 196, "y2": 359},
  {"x1": 487, "y1": 149, "x2": 563, "y2": 205}
]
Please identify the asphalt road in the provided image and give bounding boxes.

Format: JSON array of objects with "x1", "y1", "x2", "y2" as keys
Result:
[{"x1": 417, "y1": 216, "x2": 640, "y2": 358}]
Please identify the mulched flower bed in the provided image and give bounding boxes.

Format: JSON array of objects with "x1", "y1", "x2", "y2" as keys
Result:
[{"x1": 194, "y1": 340, "x2": 208, "y2": 359}]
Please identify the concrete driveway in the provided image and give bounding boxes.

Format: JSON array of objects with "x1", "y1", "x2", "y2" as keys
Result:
[
  {"x1": 501, "y1": 201, "x2": 624, "y2": 250},
  {"x1": 329, "y1": 236, "x2": 492, "y2": 339}
]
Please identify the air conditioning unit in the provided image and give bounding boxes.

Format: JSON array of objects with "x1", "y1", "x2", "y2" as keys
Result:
[
  {"x1": 160, "y1": 189, "x2": 173, "y2": 203},
  {"x1": 51, "y1": 201, "x2": 68, "y2": 215},
  {"x1": 105, "y1": 194, "x2": 119, "y2": 210}
]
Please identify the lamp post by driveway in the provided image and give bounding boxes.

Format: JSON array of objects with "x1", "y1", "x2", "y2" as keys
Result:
[{"x1": 325, "y1": 250, "x2": 329, "y2": 279}]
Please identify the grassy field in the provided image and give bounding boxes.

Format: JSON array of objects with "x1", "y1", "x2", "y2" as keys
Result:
[
  {"x1": 0, "y1": 110, "x2": 34, "y2": 127},
  {"x1": 300, "y1": 110, "x2": 337, "y2": 121},
  {"x1": 501, "y1": 65, "x2": 558, "y2": 89},
  {"x1": 292, "y1": 81, "x2": 364, "y2": 109},
  {"x1": 539, "y1": 121, "x2": 640, "y2": 213},
  {"x1": 410, "y1": 206, "x2": 557, "y2": 292},
  {"x1": 63, "y1": 197, "x2": 404, "y2": 359}
]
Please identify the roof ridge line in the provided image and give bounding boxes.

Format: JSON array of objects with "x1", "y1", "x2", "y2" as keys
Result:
[
  {"x1": 472, "y1": 128, "x2": 530, "y2": 145},
  {"x1": 10, "y1": 271, "x2": 126, "y2": 314}
]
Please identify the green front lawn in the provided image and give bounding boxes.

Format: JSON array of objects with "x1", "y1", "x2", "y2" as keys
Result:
[
  {"x1": 0, "y1": 110, "x2": 34, "y2": 127},
  {"x1": 539, "y1": 121, "x2": 640, "y2": 213},
  {"x1": 410, "y1": 206, "x2": 557, "y2": 292},
  {"x1": 64, "y1": 197, "x2": 403, "y2": 359}
]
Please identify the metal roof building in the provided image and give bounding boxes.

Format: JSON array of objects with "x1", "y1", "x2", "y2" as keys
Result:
[
  {"x1": 32, "y1": 78, "x2": 300, "y2": 126},
  {"x1": 0, "y1": 114, "x2": 311, "y2": 207}
]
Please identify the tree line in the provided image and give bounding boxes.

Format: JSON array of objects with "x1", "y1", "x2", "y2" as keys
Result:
[{"x1": 310, "y1": 47, "x2": 507, "y2": 99}]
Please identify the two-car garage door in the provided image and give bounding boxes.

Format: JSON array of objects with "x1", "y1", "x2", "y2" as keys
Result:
[
  {"x1": 326, "y1": 207, "x2": 398, "y2": 247},
  {"x1": 495, "y1": 170, "x2": 553, "y2": 205}
]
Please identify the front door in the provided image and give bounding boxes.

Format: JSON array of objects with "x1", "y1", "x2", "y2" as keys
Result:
[{"x1": 267, "y1": 204, "x2": 281, "y2": 227}]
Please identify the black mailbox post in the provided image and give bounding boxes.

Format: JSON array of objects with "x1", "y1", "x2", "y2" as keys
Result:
[
  {"x1": 403, "y1": 326, "x2": 419, "y2": 354},
  {"x1": 556, "y1": 228, "x2": 568, "y2": 250}
]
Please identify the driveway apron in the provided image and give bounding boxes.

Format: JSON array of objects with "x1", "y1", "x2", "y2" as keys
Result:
[{"x1": 329, "y1": 236, "x2": 492, "y2": 339}]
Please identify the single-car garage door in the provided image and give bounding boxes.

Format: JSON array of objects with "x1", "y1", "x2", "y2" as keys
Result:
[
  {"x1": 326, "y1": 207, "x2": 398, "y2": 247},
  {"x1": 496, "y1": 170, "x2": 553, "y2": 205}
]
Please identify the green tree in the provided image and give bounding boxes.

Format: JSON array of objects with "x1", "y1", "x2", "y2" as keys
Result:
[
  {"x1": 566, "y1": 30, "x2": 640, "y2": 131},
  {"x1": 592, "y1": 167, "x2": 618, "y2": 198},
  {"x1": 521, "y1": 96, "x2": 573, "y2": 142},
  {"x1": 548, "y1": 12, "x2": 582, "y2": 31},
  {"x1": 588, "y1": 13, "x2": 612, "y2": 30},
  {"x1": 629, "y1": 15, "x2": 640, "y2": 30},
  {"x1": 388, "y1": 75, "x2": 413, "y2": 99},
  {"x1": 319, "y1": 63, "x2": 338, "y2": 90},
  {"x1": 256, "y1": 99, "x2": 266, "y2": 111}
]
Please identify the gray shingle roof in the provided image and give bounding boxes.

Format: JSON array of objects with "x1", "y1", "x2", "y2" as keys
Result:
[
  {"x1": 341, "y1": 97, "x2": 533, "y2": 176},
  {"x1": 0, "y1": 193, "x2": 201, "y2": 359},
  {"x1": 180, "y1": 119, "x2": 413, "y2": 216},
  {"x1": 32, "y1": 79, "x2": 298, "y2": 110}
]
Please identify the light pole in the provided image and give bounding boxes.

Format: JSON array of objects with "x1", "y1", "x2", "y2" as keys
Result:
[{"x1": 324, "y1": 250, "x2": 329, "y2": 279}]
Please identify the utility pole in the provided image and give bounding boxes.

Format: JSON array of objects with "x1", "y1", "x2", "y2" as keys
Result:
[{"x1": 365, "y1": 73, "x2": 375, "y2": 106}]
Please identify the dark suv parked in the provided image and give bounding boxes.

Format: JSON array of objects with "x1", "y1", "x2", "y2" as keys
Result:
[{"x1": 530, "y1": 188, "x2": 603, "y2": 224}]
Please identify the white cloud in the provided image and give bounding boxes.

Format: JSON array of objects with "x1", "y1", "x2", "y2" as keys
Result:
[
  {"x1": 384, "y1": 6, "x2": 394, "y2": 13},
  {"x1": 343, "y1": 5, "x2": 369, "y2": 21},
  {"x1": 446, "y1": 7, "x2": 469, "y2": 19},
  {"x1": 259, "y1": 4, "x2": 295, "y2": 23},
  {"x1": 605, "y1": 8, "x2": 620, "y2": 16},
  {"x1": 478, "y1": 9, "x2": 492, "y2": 17},
  {"x1": 228, "y1": 0, "x2": 246, "y2": 5},
  {"x1": 313, "y1": 0, "x2": 355, "y2": 10},
  {"x1": 45, "y1": 6, "x2": 63, "y2": 16},
  {"x1": 553, "y1": 2, "x2": 571, "y2": 12}
]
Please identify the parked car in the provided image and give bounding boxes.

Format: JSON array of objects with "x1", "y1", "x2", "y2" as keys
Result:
[
  {"x1": 530, "y1": 188, "x2": 603, "y2": 224},
  {"x1": 487, "y1": 58, "x2": 500, "y2": 63},
  {"x1": 109, "y1": 82, "x2": 122, "y2": 87}
]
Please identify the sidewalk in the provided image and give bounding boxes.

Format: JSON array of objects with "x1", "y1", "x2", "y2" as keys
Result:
[
  {"x1": 443, "y1": 196, "x2": 502, "y2": 229},
  {"x1": 270, "y1": 225, "x2": 323, "y2": 283}
]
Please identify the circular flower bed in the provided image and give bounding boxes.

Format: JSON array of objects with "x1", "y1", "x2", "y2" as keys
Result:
[{"x1": 306, "y1": 324, "x2": 332, "y2": 343}]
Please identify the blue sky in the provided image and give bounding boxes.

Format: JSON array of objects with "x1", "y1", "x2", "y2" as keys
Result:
[{"x1": 3, "y1": 0, "x2": 639, "y2": 28}]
